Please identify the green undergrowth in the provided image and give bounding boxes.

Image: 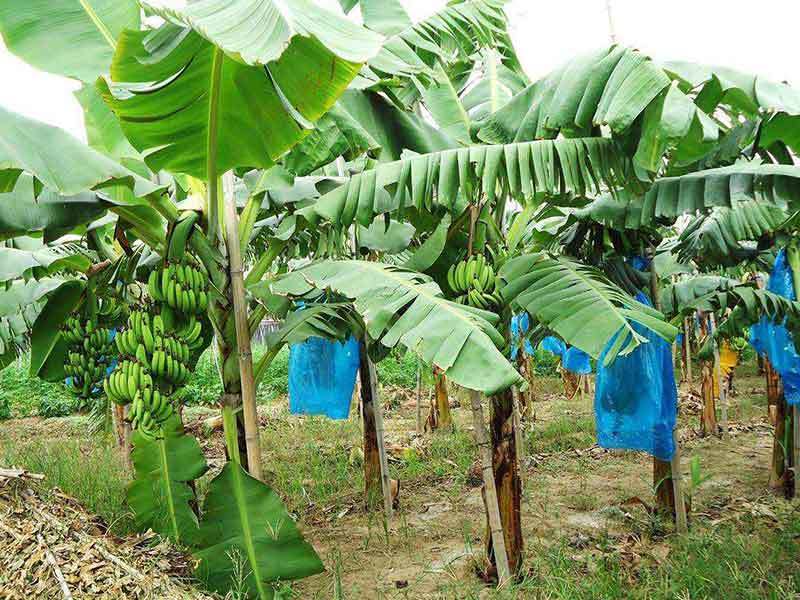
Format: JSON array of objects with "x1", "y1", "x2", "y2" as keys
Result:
[
  {"x1": 446, "y1": 517, "x2": 800, "y2": 599},
  {"x1": 0, "y1": 427, "x2": 134, "y2": 535},
  {"x1": 0, "y1": 355, "x2": 77, "y2": 418},
  {"x1": 530, "y1": 413, "x2": 596, "y2": 454}
]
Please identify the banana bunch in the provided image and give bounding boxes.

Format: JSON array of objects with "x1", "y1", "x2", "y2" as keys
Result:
[
  {"x1": 106, "y1": 359, "x2": 154, "y2": 405},
  {"x1": 129, "y1": 388, "x2": 174, "y2": 440},
  {"x1": 62, "y1": 315, "x2": 114, "y2": 401},
  {"x1": 148, "y1": 262, "x2": 208, "y2": 315},
  {"x1": 446, "y1": 254, "x2": 503, "y2": 310}
]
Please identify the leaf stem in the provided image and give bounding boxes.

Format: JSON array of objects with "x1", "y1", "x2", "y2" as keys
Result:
[{"x1": 206, "y1": 48, "x2": 224, "y2": 245}]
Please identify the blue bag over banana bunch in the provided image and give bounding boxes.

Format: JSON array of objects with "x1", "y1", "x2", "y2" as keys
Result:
[
  {"x1": 594, "y1": 292, "x2": 677, "y2": 461},
  {"x1": 289, "y1": 336, "x2": 360, "y2": 420},
  {"x1": 750, "y1": 249, "x2": 800, "y2": 405}
]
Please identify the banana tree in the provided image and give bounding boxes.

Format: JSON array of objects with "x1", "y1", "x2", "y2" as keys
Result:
[{"x1": 258, "y1": 37, "x2": 800, "y2": 574}]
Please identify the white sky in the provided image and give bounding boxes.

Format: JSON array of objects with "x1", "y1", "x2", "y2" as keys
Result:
[{"x1": 2, "y1": 0, "x2": 799, "y2": 142}]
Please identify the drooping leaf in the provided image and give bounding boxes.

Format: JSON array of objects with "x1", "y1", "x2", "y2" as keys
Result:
[
  {"x1": 0, "y1": 106, "x2": 161, "y2": 198},
  {"x1": 359, "y1": 0, "x2": 412, "y2": 36},
  {"x1": 402, "y1": 213, "x2": 452, "y2": 272},
  {"x1": 0, "y1": 278, "x2": 65, "y2": 318},
  {"x1": 268, "y1": 260, "x2": 522, "y2": 394},
  {"x1": 300, "y1": 138, "x2": 634, "y2": 229},
  {"x1": 364, "y1": 0, "x2": 513, "y2": 84},
  {"x1": 461, "y1": 49, "x2": 528, "y2": 120},
  {"x1": 194, "y1": 462, "x2": 324, "y2": 600},
  {"x1": 478, "y1": 47, "x2": 672, "y2": 144},
  {"x1": 499, "y1": 253, "x2": 678, "y2": 363},
  {"x1": 128, "y1": 423, "x2": 208, "y2": 545},
  {"x1": 338, "y1": 90, "x2": 458, "y2": 162},
  {"x1": 74, "y1": 84, "x2": 141, "y2": 164},
  {"x1": 659, "y1": 276, "x2": 740, "y2": 316},
  {"x1": 0, "y1": 243, "x2": 92, "y2": 283},
  {"x1": 0, "y1": 0, "x2": 140, "y2": 81},
  {"x1": 357, "y1": 218, "x2": 415, "y2": 254},
  {"x1": 29, "y1": 278, "x2": 85, "y2": 381},
  {"x1": 576, "y1": 162, "x2": 800, "y2": 230},
  {"x1": 420, "y1": 62, "x2": 472, "y2": 145},
  {"x1": 673, "y1": 200, "x2": 788, "y2": 264},
  {"x1": 101, "y1": 1, "x2": 382, "y2": 180},
  {"x1": 283, "y1": 103, "x2": 379, "y2": 176},
  {"x1": 0, "y1": 176, "x2": 107, "y2": 241}
]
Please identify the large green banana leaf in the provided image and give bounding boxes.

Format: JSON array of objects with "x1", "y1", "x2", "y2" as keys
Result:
[
  {"x1": 476, "y1": 47, "x2": 717, "y2": 172},
  {"x1": 28, "y1": 279, "x2": 85, "y2": 381},
  {"x1": 194, "y1": 462, "x2": 324, "y2": 600},
  {"x1": 499, "y1": 253, "x2": 678, "y2": 363},
  {"x1": 0, "y1": 0, "x2": 139, "y2": 82},
  {"x1": 74, "y1": 85, "x2": 142, "y2": 166},
  {"x1": 0, "y1": 107, "x2": 160, "y2": 198},
  {"x1": 461, "y1": 50, "x2": 528, "y2": 120},
  {"x1": 100, "y1": 0, "x2": 382, "y2": 180},
  {"x1": 128, "y1": 424, "x2": 208, "y2": 546},
  {"x1": 673, "y1": 200, "x2": 788, "y2": 264},
  {"x1": 363, "y1": 0, "x2": 512, "y2": 84},
  {"x1": 672, "y1": 286, "x2": 800, "y2": 326},
  {"x1": 0, "y1": 176, "x2": 107, "y2": 242},
  {"x1": 0, "y1": 278, "x2": 62, "y2": 370},
  {"x1": 283, "y1": 103, "x2": 379, "y2": 176},
  {"x1": 338, "y1": 90, "x2": 458, "y2": 161},
  {"x1": 571, "y1": 163, "x2": 800, "y2": 230},
  {"x1": 300, "y1": 138, "x2": 633, "y2": 229},
  {"x1": 420, "y1": 62, "x2": 473, "y2": 145},
  {"x1": 658, "y1": 276, "x2": 740, "y2": 317},
  {"x1": 267, "y1": 260, "x2": 523, "y2": 395},
  {"x1": 0, "y1": 244, "x2": 92, "y2": 284}
]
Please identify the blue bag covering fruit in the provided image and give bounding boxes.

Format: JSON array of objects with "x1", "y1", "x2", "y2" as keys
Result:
[
  {"x1": 289, "y1": 336, "x2": 360, "y2": 419},
  {"x1": 594, "y1": 292, "x2": 677, "y2": 460}
]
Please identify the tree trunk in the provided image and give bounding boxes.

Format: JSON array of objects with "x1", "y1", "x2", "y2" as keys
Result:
[
  {"x1": 426, "y1": 368, "x2": 451, "y2": 431},
  {"x1": 516, "y1": 355, "x2": 534, "y2": 420},
  {"x1": 358, "y1": 342, "x2": 392, "y2": 515},
  {"x1": 561, "y1": 367, "x2": 580, "y2": 400},
  {"x1": 700, "y1": 360, "x2": 717, "y2": 437},
  {"x1": 768, "y1": 375, "x2": 795, "y2": 498},
  {"x1": 653, "y1": 457, "x2": 675, "y2": 518},
  {"x1": 485, "y1": 389, "x2": 523, "y2": 578},
  {"x1": 766, "y1": 359, "x2": 780, "y2": 426}
]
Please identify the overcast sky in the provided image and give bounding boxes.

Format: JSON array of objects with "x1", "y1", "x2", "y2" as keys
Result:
[{"x1": 2, "y1": 0, "x2": 798, "y2": 142}]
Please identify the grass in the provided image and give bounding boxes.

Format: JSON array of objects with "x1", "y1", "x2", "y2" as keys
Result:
[
  {"x1": 529, "y1": 412, "x2": 596, "y2": 454},
  {"x1": 0, "y1": 423, "x2": 134, "y2": 535},
  {"x1": 0, "y1": 355, "x2": 77, "y2": 418},
  {"x1": 3, "y1": 351, "x2": 799, "y2": 599}
]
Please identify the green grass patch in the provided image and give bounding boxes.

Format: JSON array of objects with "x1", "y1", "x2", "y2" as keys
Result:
[
  {"x1": 530, "y1": 413, "x2": 596, "y2": 454},
  {"x1": 0, "y1": 355, "x2": 77, "y2": 418},
  {"x1": 0, "y1": 429, "x2": 134, "y2": 535}
]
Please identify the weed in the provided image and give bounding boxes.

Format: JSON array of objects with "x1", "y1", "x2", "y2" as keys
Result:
[{"x1": 0, "y1": 432, "x2": 134, "y2": 535}]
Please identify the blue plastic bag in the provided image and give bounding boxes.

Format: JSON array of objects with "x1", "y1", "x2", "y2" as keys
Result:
[
  {"x1": 594, "y1": 292, "x2": 677, "y2": 460},
  {"x1": 510, "y1": 313, "x2": 534, "y2": 359},
  {"x1": 539, "y1": 336, "x2": 566, "y2": 358},
  {"x1": 563, "y1": 346, "x2": 592, "y2": 375},
  {"x1": 289, "y1": 336, "x2": 361, "y2": 419},
  {"x1": 749, "y1": 249, "x2": 800, "y2": 405}
]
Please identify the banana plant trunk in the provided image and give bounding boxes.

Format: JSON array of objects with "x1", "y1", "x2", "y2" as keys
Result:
[
  {"x1": 426, "y1": 368, "x2": 451, "y2": 431},
  {"x1": 700, "y1": 360, "x2": 717, "y2": 436},
  {"x1": 221, "y1": 173, "x2": 262, "y2": 480},
  {"x1": 766, "y1": 359, "x2": 780, "y2": 426},
  {"x1": 358, "y1": 341, "x2": 393, "y2": 517},
  {"x1": 486, "y1": 389, "x2": 523, "y2": 578},
  {"x1": 767, "y1": 365, "x2": 795, "y2": 497}
]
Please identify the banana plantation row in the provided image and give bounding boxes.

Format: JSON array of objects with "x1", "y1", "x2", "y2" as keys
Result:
[{"x1": 1, "y1": 0, "x2": 800, "y2": 597}]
